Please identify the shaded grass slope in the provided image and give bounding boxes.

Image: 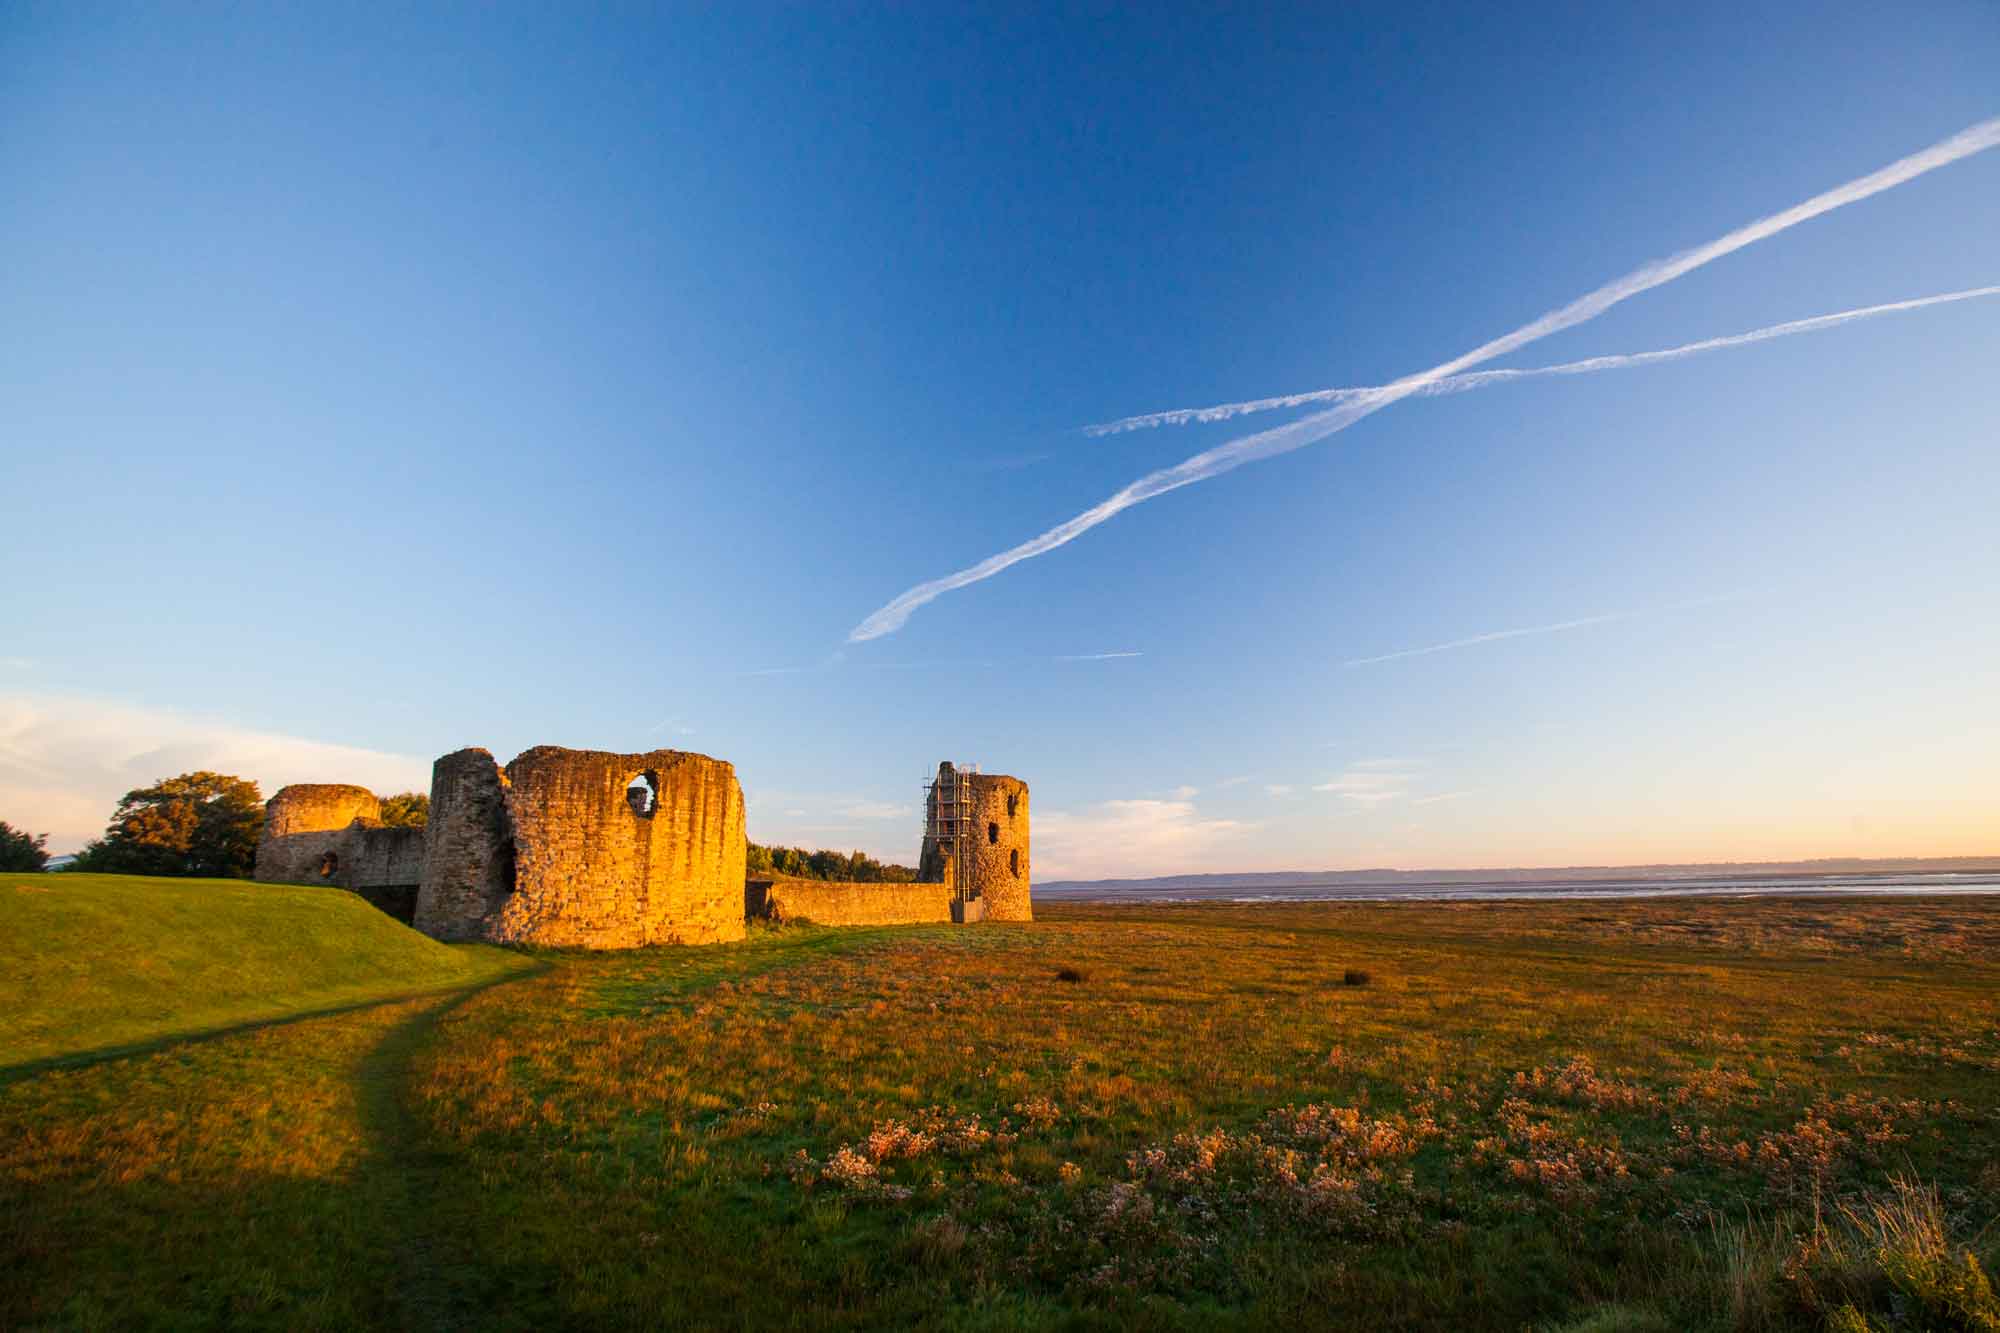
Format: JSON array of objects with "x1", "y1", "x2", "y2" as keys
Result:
[{"x1": 1, "y1": 873, "x2": 531, "y2": 1067}]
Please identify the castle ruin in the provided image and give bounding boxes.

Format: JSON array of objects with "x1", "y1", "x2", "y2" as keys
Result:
[
  {"x1": 255, "y1": 745, "x2": 1028, "y2": 947},
  {"x1": 255, "y1": 784, "x2": 427, "y2": 922}
]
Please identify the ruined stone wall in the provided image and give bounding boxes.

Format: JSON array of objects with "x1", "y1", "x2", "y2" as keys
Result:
[
  {"x1": 255, "y1": 784, "x2": 425, "y2": 921},
  {"x1": 915, "y1": 763, "x2": 1031, "y2": 922},
  {"x1": 964, "y1": 774, "x2": 1031, "y2": 921},
  {"x1": 413, "y1": 748, "x2": 515, "y2": 942},
  {"x1": 255, "y1": 784, "x2": 382, "y2": 885},
  {"x1": 490, "y1": 746, "x2": 746, "y2": 948},
  {"x1": 747, "y1": 877, "x2": 951, "y2": 926},
  {"x1": 343, "y1": 825, "x2": 427, "y2": 923}
]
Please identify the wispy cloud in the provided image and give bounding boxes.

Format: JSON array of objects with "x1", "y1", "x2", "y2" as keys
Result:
[
  {"x1": 0, "y1": 658, "x2": 30, "y2": 670},
  {"x1": 1035, "y1": 796, "x2": 1254, "y2": 880},
  {"x1": 1056, "y1": 650, "x2": 1144, "y2": 661},
  {"x1": 1342, "y1": 591, "x2": 1754, "y2": 667},
  {"x1": 1264, "y1": 784, "x2": 1296, "y2": 798},
  {"x1": 1412, "y1": 790, "x2": 1477, "y2": 806},
  {"x1": 1084, "y1": 285, "x2": 2000, "y2": 435},
  {"x1": 1314, "y1": 759, "x2": 1423, "y2": 805},
  {"x1": 839, "y1": 800, "x2": 913, "y2": 821},
  {"x1": 1344, "y1": 613, "x2": 1628, "y2": 667},
  {"x1": 847, "y1": 118, "x2": 2000, "y2": 641}
]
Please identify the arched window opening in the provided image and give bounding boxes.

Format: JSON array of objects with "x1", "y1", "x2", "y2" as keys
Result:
[
  {"x1": 1009, "y1": 849, "x2": 1020, "y2": 877},
  {"x1": 317, "y1": 850, "x2": 340, "y2": 879},
  {"x1": 987, "y1": 821, "x2": 999, "y2": 845},
  {"x1": 626, "y1": 772, "x2": 659, "y2": 818}
]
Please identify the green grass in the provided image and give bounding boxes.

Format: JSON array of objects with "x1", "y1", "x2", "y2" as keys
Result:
[
  {"x1": 4, "y1": 881, "x2": 1998, "y2": 1329},
  {"x1": 0, "y1": 873, "x2": 532, "y2": 1067}
]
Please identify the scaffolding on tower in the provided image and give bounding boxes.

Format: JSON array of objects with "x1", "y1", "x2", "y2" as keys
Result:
[{"x1": 923, "y1": 762, "x2": 980, "y2": 904}]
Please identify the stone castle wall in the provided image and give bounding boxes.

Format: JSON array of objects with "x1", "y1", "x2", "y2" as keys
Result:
[
  {"x1": 483, "y1": 746, "x2": 747, "y2": 948},
  {"x1": 746, "y1": 877, "x2": 952, "y2": 926},
  {"x1": 254, "y1": 784, "x2": 426, "y2": 922},
  {"x1": 412, "y1": 748, "x2": 515, "y2": 942},
  {"x1": 255, "y1": 784, "x2": 381, "y2": 885},
  {"x1": 265, "y1": 748, "x2": 1024, "y2": 946}
]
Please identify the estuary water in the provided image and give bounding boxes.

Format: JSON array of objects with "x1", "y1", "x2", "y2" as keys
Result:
[{"x1": 1038, "y1": 870, "x2": 2000, "y2": 905}]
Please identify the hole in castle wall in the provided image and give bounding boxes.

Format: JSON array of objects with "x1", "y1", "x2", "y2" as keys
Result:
[
  {"x1": 988, "y1": 822, "x2": 999, "y2": 844},
  {"x1": 627, "y1": 772, "x2": 659, "y2": 818},
  {"x1": 318, "y1": 851, "x2": 339, "y2": 879},
  {"x1": 1007, "y1": 792, "x2": 1017, "y2": 818},
  {"x1": 1010, "y1": 849, "x2": 1020, "y2": 877}
]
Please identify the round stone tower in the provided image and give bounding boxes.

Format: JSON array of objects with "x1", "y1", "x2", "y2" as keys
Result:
[
  {"x1": 964, "y1": 772, "x2": 1031, "y2": 921},
  {"x1": 254, "y1": 784, "x2": 381, "y2": 884},
  {"x1": 919, "y1": 763, "x2": 1031, "y2": 922},
  {"x1": 413, "y1": 748, "x2": 514, "y2": 942},
  {"x1": 489, "y1": 746, "x2": 747, "y2": 948}
]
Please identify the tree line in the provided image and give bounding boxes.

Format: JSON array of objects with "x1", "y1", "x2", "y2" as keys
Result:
[{"x1": 745, "y1": 842, "x2": 917, "y2": 883}]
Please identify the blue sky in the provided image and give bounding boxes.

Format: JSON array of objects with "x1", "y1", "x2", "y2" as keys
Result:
[{"x1": 3, "y1": 4, "x2": 1996, "y2": 876}]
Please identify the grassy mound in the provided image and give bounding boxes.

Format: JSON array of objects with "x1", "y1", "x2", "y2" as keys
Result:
[{"x1": 0, "y1": 873, "x2": 530, "y2": 1066}]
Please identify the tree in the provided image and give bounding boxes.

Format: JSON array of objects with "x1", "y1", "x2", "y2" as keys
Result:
[
  {"x1": 746, "y1": 839, "x2": 917, "y2": 882},
  {"x1": 0, "y1": 821, "x2": 49, "y2": 872},
  {"x1": 69, "y1": 772, "x2": 264, "y2": 879},
  {"x1": 378, "y1": 792, "x2": 429, "y2": 828}
]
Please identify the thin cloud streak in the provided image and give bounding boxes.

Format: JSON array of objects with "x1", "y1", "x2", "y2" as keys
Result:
[
  {"x1": 1343, "y1": 591, "x2": 1756, "y2": 667},
  {"x1": 1056, "y1": 651, "x2": 1144, "y2": 661},
  {"x1": 1344, "y1": 613, "x2": 1628, "y2": 667},
  {"x1": 1085, "y1": 285, "x2": 2000, "y2": 435},
  {"x1": 848, "y1": 117, "x2": 2000, "y2": 642}
]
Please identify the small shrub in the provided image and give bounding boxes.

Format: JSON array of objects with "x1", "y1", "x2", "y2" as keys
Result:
[
  {"x1": 1055, "y1": 966, "x2": 1087, "y2": 983},
  {"x1": 1343, "y1": 969, "x2": 1371, "y2": 987}
]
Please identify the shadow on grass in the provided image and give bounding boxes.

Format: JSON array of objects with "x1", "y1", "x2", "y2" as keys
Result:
[{"x1": 0, "y1": 956, "x2": 547, "y2": 1088}]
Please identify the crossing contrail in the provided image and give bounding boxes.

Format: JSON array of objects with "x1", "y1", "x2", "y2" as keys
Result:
[
  {"x1": 1083, "y1": 285, "x2": 2000, "y2": 435},
  {"x1": 848, "y1": 117, "x2": 2000, "y2": 642}
]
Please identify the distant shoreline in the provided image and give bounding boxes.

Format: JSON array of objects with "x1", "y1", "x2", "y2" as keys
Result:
[{"x1": 1037, "y1": 858, "x2": 2000, "y2": 903}]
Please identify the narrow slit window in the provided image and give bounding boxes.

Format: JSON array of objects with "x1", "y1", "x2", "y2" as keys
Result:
[
  {"x1": 988, "y1": 821, "x2": 999, "y2": 844},
  {"x1": 1009, "y1": 849, "x2": 1019, "y2": 877}
]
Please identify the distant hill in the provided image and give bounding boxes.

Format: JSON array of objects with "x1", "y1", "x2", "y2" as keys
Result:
[
  {"x1": 1037, "y1": 855, "x2": 2000, "y2": 898},
  {"x1": 0, "y1": 873, "x2": 533, "y2": 1066}
]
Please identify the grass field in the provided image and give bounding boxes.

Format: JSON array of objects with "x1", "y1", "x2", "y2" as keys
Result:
[
  {"x1": 0, "y1": 875, "x2": 533, "y2": 1067},
  {"x1": 4, "y1": 881, "x2": 1997, "y2": 1330}
]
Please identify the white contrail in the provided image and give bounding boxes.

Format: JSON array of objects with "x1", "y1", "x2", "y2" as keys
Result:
[
  {"x1": 1341, "y1": 590, "x2": 1759, "y2": 667},
  {"x1": 1342, "y1": 613, "x2": 1629, "y2": 667},
  {"x1": 1084, "y1": 285, "x2": 2000, "y2": 435},
  {"x1": 849, "y1": 117, "x2": 2000, "y2": 642}
]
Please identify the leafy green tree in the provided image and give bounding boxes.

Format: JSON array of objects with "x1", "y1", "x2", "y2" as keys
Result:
[
  {"x1": 377, "y1": 792, "x2": 429, "y2": 828},
  {"x1": 0, "y1": 820, "x2": 50, "y2": 872},
  {"x1": 69, "y1": 772, "x2": 264, "y2": 878}
]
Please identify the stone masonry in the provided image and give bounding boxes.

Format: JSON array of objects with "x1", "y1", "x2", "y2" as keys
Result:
[
  {"x1": 411, "y1": 748, "x2": 515, "y2": 942},
  {"x1": 918, "y1": 762, "x2": 1031, "y2": 922},
  {"x1": 410, "y1": 745, "x2": 747, "y2": 948},
  {"x1": 254, "y1": 783, "x2": 427, "y2": 921},
  {"x1": 263, "y1": 745, "x2": 1024, "y2": 946}
]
